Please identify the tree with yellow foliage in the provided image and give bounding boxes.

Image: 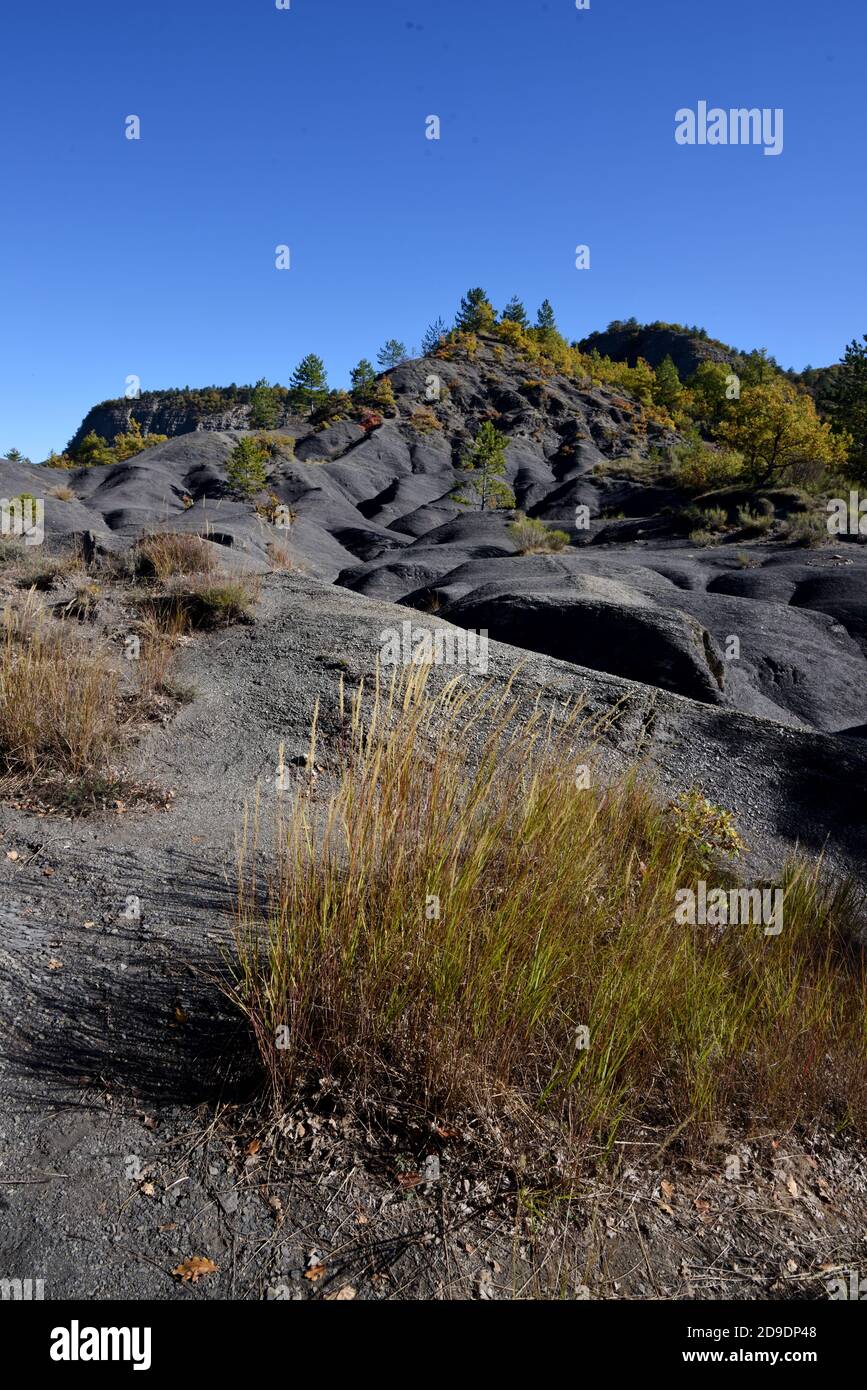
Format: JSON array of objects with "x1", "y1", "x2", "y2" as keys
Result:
[{"x1": 718, "y1": 379, "x2": 849, "y2": 489}]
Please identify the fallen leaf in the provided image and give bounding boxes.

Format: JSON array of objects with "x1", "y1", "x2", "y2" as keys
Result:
[
  {"x1": 325, "y1": 1285, "x2": 356, "y2": 1301},
  {"x1": 48, "y1": 958, "x2": 63, "y2": 971},
  {"x1": 786, "y1": 1175, "x2": 800, "y2": 1199},
  {"x1": 245, "y1": 1138, "x2": 261, "y2": 1156},
  {"x1": 397, "y1": 1172, "x2": 423, "y2": 1190},
  {"x1": 173, "y1": 1005, "x2": 188, "y2": 1024},
  {"x1": 83, "y1": 920, "x2": 95, "y2": 929},
  {"x1": 5, "y1": 850, "x2": 19, "y2": 861},
  {"x1": 173, "y1": 1256, "x2": 218, "y2": 1284},
  {"x1": 141, "y1": 1182, "x2": 156, "y2": 1197},
  {"x1": 42, "y1": 866, "x2": 54, "y2": 877},
  {"x1": 661, "y1": 1179, "x2": 675, "y2": 1199},
  {"x1": 304, "y1": 1264, "x2": 327, "y2": 1282}
]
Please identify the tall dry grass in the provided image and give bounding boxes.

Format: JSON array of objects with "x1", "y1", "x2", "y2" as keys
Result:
[
  {"x1": 0, "y1": 594, "x2": 124, "y2": 796},
  {"x1": 230, "y1": 667, "x2": 867, "y2": 1148}
]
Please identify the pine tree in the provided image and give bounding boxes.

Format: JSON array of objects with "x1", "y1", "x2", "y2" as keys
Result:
[
  {"x1": 249, "y1": 377, "x2": 280, "y2": 429},
  {"x1": 535, "y1": 299, "x2": 557, "y2": 336},
  {"x1": 455, "y1": 288, "x2": 496, "y2": 333},
  {"x1": 377, "y1": 339, "x2": 408, "y2": 370},
  {"x1": 828, "y1": 335, "x2": 867, "y2": 478},
  {"x1": 350, "y1": 359, "x2": 378, "y2": 399},
  {"x1": 455, "y1": 420, "x2": 515, "y2": 511},
  {"x1": 421, "y1": 317, "x2": 448, "y2": 354},
  {"x1": 226, "y1": 436, "x2": 269, "y2": 498},
  {"x1": 501, "y1": 296, "x2": 529, "y2": 330},
  {"x1": 652, "y1": 355, "x2": 683, "y2": 413},
  {"x1": 288, "y1": 354, "x2": 328, "y2": 412}
]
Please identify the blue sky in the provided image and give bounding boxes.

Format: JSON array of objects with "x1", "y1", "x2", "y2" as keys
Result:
[{"x1": 2, "y1": 0, "x2": 865, "y2": 460}]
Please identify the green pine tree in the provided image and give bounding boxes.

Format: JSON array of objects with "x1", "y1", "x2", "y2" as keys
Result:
[
  {"x1": 377, "y1": 339, "x2": 408, "y2": 370},
  {"x1": 288, "y1": 354, "x2": 328, "y2": 413},
  {"x1": 455, "y1": 420, "x2": 515, "y2": 511},
  {"x1": 421, "y1": 317, "x2": 448, "y2": 354},
  {"x1": 455, "y1": 288, "x2": 496, "y2": 333},
  {"x1": 652, "y1": 355, "x2": 683, "y2": 413},
  {"x1": 535, "y1": 299, "x2": 557, "y2": 336},
  {"x1": 350, "y1": 359, "x2": 378, "y2": 399},
  {"x1": 249, "y1": 377, "x2": 280, "y2": 429},
  {"x1": 829, "y1": 335, "x2": 867, "y2": 478},
  {"x1": 501, "y1": 296, "x2": 529, "y2": 330},
  {"x1": 226, "y1": 436, "x2": 269, "y2": 498}
]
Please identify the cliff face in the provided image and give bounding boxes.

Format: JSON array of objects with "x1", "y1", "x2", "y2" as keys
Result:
[{"x1": 67, "y1": 388, "x2": 282, "y2": 451}]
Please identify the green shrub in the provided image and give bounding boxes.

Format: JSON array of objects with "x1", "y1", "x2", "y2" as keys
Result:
[
  {"x1": 675, "y1": 439, "x2": 744, "y2": 491},
  {"x1": 507, "y1": 513, "x2": 570, "y2": 553}
]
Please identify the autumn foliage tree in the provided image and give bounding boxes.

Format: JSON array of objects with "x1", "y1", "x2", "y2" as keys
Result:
[{"x1": 719, "y1": 379, "x2": 849, "y2": 488}]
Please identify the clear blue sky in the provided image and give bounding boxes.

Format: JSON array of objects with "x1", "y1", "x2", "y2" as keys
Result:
[{"x1": 2, "y1": 0, "x2": 865, "y2": 460}]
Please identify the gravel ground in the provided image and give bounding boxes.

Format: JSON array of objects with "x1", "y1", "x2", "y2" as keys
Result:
[{"x1": 1, "y1": 573, "x2": 866, "y2": 1299}]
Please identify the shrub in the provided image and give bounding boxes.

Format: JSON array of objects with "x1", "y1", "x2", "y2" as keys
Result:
[
  {"x1": 507, "y1": 513, "x2": 570, "y2": 553},
  {"x1": 112, "y1": 418, "x2": 168, "y2": 461},
  {"x1": 675, "y1": 439, "x2": 744, "y2": 491},
  {"x1": 735, "y1": 505, "x2": 774, "y2": 536},
  {"x1": 73, "y1": 432, "x2": 116, "y2": 468},
  {"x1": 407, "y1": 407, "x2": 442, "y2": 433},
  {"x1": 699, "y1": 506, "x2": 729, "y2": 532},
  {"x1": 784, "y1": 510, "x2": 829, "y2": 547},
  {"x1": 49, "y1": 485, "x2": 75, "y2": 501},
  {"x1": 144, "y1": 575, "x2": 260, "y2": 631}
]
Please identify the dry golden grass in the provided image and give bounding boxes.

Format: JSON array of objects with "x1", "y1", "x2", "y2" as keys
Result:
[
  {"x1": 0, "y1": 594, "x2": 124, "y2": 800},
  {"x1": 135, "y1": 532, "x2": 216, "y2": 581},
  {"x1": 231, "y1": 667, "x2": 867, "y2": 1151}
]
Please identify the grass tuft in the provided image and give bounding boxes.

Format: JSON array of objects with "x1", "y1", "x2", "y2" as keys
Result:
[{"x1": 230, "y1": 669, "x2": 867, "y2": 1151}]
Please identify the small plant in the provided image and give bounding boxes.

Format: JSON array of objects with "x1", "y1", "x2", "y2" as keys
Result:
[
  {"x1": 784, "y1": 510, "x2": 829, "y2": 547},
  {"x1": 507, "y1": 513, "x2": 570, "y2": 553},
  {"x1": 143, "y1": 574, "x2": 259, "y2": 632},
  {"x1": 266, "y1": 541, "x2": 299, "y2": 572},
  {"x1": 59, "y1": 581, "x2": 101, "y2": 622},
  {"x1": 49, "y1": 485, "x2": 75, "y2": 501},
  {"x1": 736, "y1": 504, "x2": 774, "y2": 536},
  {"x1": 669, "y1": 788, "x2": 746, "y2": 871},
  {"x1": 407, "y1": 407, "x2": 442, "y2": 433}
]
